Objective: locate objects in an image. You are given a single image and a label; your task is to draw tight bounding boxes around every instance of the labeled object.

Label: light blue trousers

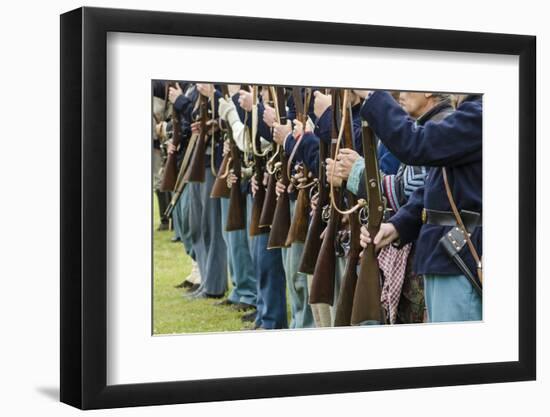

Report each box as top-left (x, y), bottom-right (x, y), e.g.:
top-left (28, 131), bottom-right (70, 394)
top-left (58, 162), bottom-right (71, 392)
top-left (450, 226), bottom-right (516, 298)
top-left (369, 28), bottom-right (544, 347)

top-left (254, 232), bottom-right (288, 329)
top-left (172, 194), bottom-right (183, 241)
top-left (220, 197), bottom-right (257, 306)
top-left (281, 201), bottom-right (315, 329)
top-left (424, 274), bottom-right (482, 322)
top-left (188, 169), bottom-right (228, 296)
top-left (249, 198), bottom-right (287, 329)
top-left (175, 186), bottom-right (195, 259)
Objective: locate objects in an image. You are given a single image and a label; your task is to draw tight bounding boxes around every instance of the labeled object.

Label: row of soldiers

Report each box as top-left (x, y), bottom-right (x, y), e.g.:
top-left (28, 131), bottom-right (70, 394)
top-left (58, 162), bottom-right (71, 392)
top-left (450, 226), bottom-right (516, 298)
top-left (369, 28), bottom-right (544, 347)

top-left (152, 81), bottom-right (483, 329)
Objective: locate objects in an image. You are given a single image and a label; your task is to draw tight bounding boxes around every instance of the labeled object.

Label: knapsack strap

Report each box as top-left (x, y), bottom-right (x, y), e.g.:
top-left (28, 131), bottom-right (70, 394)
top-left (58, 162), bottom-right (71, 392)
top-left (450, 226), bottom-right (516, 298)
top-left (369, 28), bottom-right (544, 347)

top-left (442, 167), bottom-right (483, 285)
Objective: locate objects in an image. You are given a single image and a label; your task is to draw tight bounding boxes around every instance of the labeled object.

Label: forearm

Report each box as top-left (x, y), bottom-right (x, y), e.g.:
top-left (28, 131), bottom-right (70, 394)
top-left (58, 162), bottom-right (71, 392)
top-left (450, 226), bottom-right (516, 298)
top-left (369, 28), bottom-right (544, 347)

top-left (286, 132), bottom-right (320, 177)
top-left (361, 91), bottom-right (482, 166)
top-left (255, 102), bottom-right (274, 141)
top-left (314, 108), bottom-right (332, 145)
top-left (387, 185), bottom-right (424, 245)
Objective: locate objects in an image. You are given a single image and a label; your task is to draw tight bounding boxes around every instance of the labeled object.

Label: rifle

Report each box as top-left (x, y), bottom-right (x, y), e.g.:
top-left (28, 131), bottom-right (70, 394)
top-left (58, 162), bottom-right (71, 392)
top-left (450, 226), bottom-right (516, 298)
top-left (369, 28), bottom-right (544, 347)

top-left (285, 88), bottom-right (312, 246)
top-left (210, 92), bottom-right (232, 202)
top-left (258, 87), bottom-right (282, 228)
top-left (210, 152), bottom-right (232, 198)
top-left (334, 94), bottom-right (366, 326)
top-left (160, 81), bottom-right (182, 191)
top-left (163, 141), bottom-right (192, 219)
top-left (298, 91), bottom-right (331, 274)
top-left (163, 130), bottom-right (200, 218)
top-left (267, 86), bottom-right (292, 249)
top-left (350, 122), bottom-right (385, 325)
top-left (249, 86), bottom-right (271, 236)
top-left (183, 92), bottom-right (208, 183)
top-left (309, 89), bottom-right (344, 305)
top-left (221, 85), bottom-right (247, 231)
top-left (211, 85), bottom-right (240, 199)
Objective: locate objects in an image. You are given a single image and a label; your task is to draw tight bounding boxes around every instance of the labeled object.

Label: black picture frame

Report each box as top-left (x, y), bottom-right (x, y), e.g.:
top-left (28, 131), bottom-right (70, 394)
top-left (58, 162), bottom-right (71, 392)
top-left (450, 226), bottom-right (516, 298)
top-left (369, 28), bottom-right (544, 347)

top-left (60, 6), bottom-right (536, 410)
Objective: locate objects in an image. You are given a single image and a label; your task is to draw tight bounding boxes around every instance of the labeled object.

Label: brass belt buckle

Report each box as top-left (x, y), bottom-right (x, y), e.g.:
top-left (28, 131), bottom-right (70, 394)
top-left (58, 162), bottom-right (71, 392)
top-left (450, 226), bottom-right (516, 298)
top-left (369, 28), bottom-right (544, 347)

top-left (422, 208), bottom-right (427, 224)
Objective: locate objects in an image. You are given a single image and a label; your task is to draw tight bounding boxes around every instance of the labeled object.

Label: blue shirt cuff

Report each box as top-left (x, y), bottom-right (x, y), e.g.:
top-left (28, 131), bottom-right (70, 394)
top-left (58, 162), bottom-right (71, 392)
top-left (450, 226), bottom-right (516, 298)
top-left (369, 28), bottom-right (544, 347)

top-left (346, 159), bottom-right (365, 195)
top-left (173, 94), bottom-right (190, 113)
top-left (284, 134), bottom-right (297, 156)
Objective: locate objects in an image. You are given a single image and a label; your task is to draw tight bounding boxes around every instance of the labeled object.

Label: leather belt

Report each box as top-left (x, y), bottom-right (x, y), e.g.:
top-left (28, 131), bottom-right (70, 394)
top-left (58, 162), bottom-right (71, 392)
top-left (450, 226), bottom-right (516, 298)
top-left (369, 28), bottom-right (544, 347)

top-left (423, 208), bottom-right (482, 232)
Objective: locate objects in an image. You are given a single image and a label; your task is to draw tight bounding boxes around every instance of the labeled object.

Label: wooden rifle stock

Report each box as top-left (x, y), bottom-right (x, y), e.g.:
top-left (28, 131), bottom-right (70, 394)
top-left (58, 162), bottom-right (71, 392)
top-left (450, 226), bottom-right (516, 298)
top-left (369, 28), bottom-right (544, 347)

top-left (333, 212), bottom-right (361, 325)
top-left (285, 180), bottom-right (309, 245)
top-left (163, 132), bottom-right (200, 218)
top-left (225, 139), bottom-right (246, 231)
top-left (286, 88), bottom-right (310, 245)
top-left (163, 172), bottom-right (188, 219)
top-left (267, 87), bottom-right (291, 249)
top-left (267, 155), bottom-right (291, 248)
top-left (250, 179), bottom-right (267, 236)
top-left (183, 94), bottom-right (208, 183)
top-left (250, 126), bottom-right (269, 236)
top-left (160, 82), bottom-right (182, 191)
top-left (216, 85), bottom-right (246, 231)
top-left (211, 86), bottom-right (233, 199)
top-left (309, 152), bottom-right (344, 305)
top-left (350, 123), bottom-right (385, 325)
top-left (259, 174), bottom-right (277, 226)
top-left (298, 204), bottom-right (322, 274)
top-left (258, 87), bottom-right (279, 228)
top-left (309, 205), bottom-right (340, 304)
top-left (334, 100), bottom-right (362, 326)
top-left (210, 152), bottom-right (231, 198)
top-left (298, 140), bottom-right (328, 274)
top-left (309, 89), bottom-right (342, 305)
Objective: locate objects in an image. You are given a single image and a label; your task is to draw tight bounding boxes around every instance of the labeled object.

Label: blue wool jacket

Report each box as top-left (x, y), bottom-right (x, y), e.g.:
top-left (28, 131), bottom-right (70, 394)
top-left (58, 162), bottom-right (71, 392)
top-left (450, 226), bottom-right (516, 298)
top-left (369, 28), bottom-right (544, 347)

top-left (361, 91), bottom-right (482, 276)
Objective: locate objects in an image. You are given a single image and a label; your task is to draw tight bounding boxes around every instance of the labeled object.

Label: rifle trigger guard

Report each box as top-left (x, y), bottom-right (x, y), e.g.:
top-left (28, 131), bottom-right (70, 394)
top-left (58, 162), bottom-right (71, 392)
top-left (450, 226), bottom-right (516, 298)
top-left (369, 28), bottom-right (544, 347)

top-left (359, 206), bottom-right (369, 225)
top-left (339, 230), bottom-right (351, 257)
top-left (309, 183), bottom-right (319, 201)
top-left (219, 157), bottom-right (232, 179)
top-left (322, 205), bottom-right (331, 223)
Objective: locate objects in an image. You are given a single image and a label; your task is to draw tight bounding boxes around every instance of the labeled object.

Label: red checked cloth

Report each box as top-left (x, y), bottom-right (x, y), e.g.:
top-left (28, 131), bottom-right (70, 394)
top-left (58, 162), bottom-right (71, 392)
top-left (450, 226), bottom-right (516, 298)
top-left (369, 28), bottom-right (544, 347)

top-left (378, 243), bottom-right (412, 324)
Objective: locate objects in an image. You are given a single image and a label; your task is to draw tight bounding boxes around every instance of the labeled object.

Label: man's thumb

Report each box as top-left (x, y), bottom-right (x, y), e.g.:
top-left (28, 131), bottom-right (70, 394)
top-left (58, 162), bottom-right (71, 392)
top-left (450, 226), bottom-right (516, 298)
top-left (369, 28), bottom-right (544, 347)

top-left (373, 229), bottom-right (385, 246)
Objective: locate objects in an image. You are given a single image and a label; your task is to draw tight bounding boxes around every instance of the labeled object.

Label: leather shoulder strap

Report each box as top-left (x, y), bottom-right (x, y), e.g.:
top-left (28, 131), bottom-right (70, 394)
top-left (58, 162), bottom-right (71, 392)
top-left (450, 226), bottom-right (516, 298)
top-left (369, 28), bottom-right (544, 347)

top-left (442, 167), bottom-right (483, 284)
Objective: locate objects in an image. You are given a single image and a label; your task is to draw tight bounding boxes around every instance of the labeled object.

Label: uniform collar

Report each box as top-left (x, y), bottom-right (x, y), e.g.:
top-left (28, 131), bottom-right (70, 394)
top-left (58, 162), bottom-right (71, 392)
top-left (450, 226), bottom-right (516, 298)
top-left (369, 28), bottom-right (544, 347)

top-left (417, 99), bottom-right (453, 125)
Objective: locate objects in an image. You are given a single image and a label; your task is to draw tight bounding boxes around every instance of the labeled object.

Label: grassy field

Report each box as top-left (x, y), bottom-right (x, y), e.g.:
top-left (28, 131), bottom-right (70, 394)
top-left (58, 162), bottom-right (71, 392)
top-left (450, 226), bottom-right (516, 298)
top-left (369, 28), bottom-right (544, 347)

top-left (153, 195), bottom-right (251, 335)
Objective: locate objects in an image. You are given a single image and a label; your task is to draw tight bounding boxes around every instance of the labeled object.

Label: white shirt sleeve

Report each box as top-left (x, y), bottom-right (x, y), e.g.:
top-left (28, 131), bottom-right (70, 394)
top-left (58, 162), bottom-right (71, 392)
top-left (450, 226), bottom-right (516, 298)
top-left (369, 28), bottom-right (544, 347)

top-left (219, 97), bottom-right (271, 153)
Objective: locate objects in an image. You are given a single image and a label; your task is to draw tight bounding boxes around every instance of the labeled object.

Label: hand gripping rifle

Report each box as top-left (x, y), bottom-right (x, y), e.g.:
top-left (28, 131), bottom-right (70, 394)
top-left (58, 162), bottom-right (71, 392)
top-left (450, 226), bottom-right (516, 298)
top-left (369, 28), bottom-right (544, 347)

top-left (249, 85), bottom-right (271, 236)
top-left (309, 89), bottom-right (344, 305)
top-left (350, 121), bottom-right (385, 325)
top-left (333, 93), bottom-right (367, 326)
top-left (210, 87), bottom-right (232, 198)
top-left (285, 88), bottom-right (313, 246)
top-left (267, 87), bottom-right (292, 249)
top-left (160, 81), bottom-right (183, 191)
top-left (183, 93), bottom-right (208, 183)
top-left (223, 84), bottom-right (247, 231)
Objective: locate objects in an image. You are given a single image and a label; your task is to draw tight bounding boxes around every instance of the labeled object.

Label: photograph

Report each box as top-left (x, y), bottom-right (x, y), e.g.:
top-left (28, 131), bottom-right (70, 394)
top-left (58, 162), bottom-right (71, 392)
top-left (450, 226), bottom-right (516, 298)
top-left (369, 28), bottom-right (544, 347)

top-left (56, 5), bottom-right (537, 410)
top-left (151, 82), bottom-right (483, 335)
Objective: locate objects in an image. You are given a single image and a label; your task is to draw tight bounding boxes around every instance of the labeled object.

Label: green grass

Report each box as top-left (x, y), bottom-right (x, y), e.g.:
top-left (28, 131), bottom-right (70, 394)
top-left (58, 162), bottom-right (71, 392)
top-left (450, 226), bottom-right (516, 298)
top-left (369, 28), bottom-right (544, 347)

top-left (152, 195), bottom-right (251, 335)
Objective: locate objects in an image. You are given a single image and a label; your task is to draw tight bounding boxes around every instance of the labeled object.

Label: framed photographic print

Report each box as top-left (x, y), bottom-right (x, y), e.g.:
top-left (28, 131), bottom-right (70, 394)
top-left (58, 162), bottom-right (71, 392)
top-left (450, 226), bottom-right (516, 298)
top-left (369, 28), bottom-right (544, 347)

top-left (60, 6), bottom-right (536, 410)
